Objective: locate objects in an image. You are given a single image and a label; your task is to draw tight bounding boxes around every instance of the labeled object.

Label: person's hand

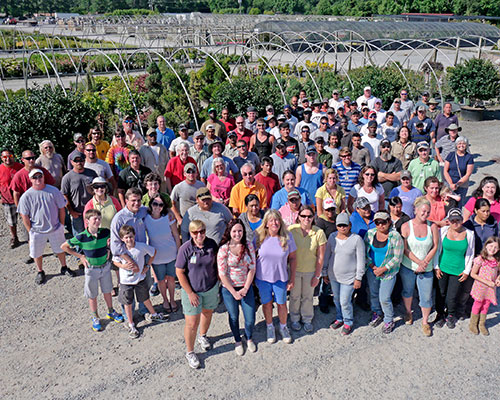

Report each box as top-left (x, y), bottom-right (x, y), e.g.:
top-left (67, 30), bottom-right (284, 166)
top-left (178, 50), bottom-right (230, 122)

top-left (188, 292), bottom-right (200, 307)
top-left (495, 277), bottom-right (500, 287)
top-left (374, 266), bottom-right (387, 278)
top-left (435, 268), bottom-right (443, 279)
top-left (416, 261), bottom-right (428, 274)
top-left (176, 216), bottom-right (182, 226)
top-left (311, 276), bottom-right (320, 288)
top-left (487, 280), bottom-right (496, 288)
top-left (79, 255), bottom-right (90, 268)
top-left (127, 261), bottom-right (139, 273)
top-left (322, 275), bottom-right (330, 285)
top-left (237, 287), bottom-right (248, 298)
top-left (287, 280), bottom-right (295, 291)
top-left (69, 210), bottom-right (81, 219)
top-left (458, 272), bottom-right (469, 282)
top-left (450, 183), bottom-right (457, 191)
top-left (353, 279), bottom-right (361, 290)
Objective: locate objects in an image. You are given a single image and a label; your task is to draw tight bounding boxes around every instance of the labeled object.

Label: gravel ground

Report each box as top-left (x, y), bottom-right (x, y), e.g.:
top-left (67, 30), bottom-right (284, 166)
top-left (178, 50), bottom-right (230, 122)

top-left (1, 119), bottom-right (500, 399)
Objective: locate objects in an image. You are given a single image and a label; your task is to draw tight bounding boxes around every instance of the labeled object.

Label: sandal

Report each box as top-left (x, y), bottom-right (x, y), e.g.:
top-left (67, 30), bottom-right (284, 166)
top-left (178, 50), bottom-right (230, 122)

top-left (171, 302), bottom-right (179, 313)
top-left (162, 303), bottom-right (172, 313)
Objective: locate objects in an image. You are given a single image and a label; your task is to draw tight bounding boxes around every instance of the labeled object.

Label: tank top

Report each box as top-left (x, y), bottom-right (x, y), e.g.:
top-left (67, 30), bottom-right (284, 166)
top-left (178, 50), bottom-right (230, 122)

top-left (402, 220), bottom-right (434, 272)
top-left (439, 236), bottom-right (468, 276)
top-left (370, 236), bottom-right (389, 267)
top-left (254, 134), bottom-right (273, 160)
top-left (299, 163), bottom-right (323, 206)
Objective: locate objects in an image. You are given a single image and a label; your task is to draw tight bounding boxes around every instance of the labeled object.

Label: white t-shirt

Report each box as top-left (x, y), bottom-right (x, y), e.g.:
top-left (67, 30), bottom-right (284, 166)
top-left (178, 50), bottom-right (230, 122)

top-left (145, 214), bottom-right (178, 264)
top-left (84, 159), bottom-right (113, 180)
top-left (379, 121), bottom-right (401, 142)
top-left (311, 111), bottom-right (327, 126)
top-left (375, 110), bottom-right (386, 125)
top-left (328, 98), bottom-right (344, 110)
top-left (350, 184), bottom-right (385, 212)
top-left (361, 134), bottom-right (383, 159)
top-left (113, 242), bottom-right (155, 285)
top-left (169, 137), bottom-right (194, 153)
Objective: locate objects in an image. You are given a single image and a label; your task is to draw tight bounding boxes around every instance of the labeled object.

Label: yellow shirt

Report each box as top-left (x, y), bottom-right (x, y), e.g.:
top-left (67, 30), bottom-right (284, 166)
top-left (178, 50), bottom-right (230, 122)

top-left (288, 224), bottom-right (327, 273)
top-left (229, 180), bottom-right (267, 214)
top-left (315, 184), bottom-right (345, 210)
top-left (87, 140), bottom-right (110, 161)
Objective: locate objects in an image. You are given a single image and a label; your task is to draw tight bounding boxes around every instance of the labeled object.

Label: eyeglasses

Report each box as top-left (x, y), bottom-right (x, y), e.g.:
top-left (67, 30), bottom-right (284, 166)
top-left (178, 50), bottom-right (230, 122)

top-left (93, 184), bottom-right (107, 190)
top-left (85, 148), bottom-right (96, 152)
top-left (24, 156), bottom-right (36, 161)
top-left (194, 137), bottom-right (204, 141)
top-left (369, 115), bottom-right (376, 118)
top-left (375, 220), bottom-right (388, 225)
top-left (401, 92), bottom-right (408, 95)
top-left (364, 173), bottom-right (375, 177)
top-left (152, 201), bottom-right (164, 207)
top-left (289, 197), bottom-right (300, 202)
top-left (242, 172), bottom-right (254, 176)
top-left (191, 229), bottom-right (206, 235)
top-left (301, 130), bottom-right (310, 133)
top-left (237, 145), bottom-right (247, 149)
top-left (44, 146), bottom-right (53, 150)
top-left (340, 154), bottom-right (351, 158)
top-left (73, 159), bottom-right (84, 163)
top-left (320, 122), bottom-right (328, 125)
top-left (299, 214), bottom-right (314, 219)
top-left (418, 148), bottom-right (429, 152)
top-left (257, 124), bottom-right (265, 127)
top-left (186, 169), bottom-right (196, 174)
top-left (236, 122), bottom-right (244, 124)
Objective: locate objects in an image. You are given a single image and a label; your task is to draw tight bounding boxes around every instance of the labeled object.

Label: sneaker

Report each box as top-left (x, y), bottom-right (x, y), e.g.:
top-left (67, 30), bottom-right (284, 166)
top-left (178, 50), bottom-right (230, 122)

top-left (433, 314), bottom-right (446, 328)
top-left (145, 312), bottom-right (168, 323)
top-left (60, 266), bottom-right (76, 277)
top-left (303, 322), bottom-right (314, 333)
top-left (383, 321), bottom-right (395, 334)
top-left (369, 312), bottom-right (384, 328)
top-left (106, 310), bottom-right (124, 323)
top-left (149, 282), bottom-right (160, 297)
top-left (128, 326), bottom-right (140, 339)
top-left (235, 343), bottom-right (245, 356)
top-left (266, 324), bottom-right (276, 343)
top-left (341, 324), bottom-right (352, 336)
top-left (279, 326), bottom-right (292, 344)
top-left (247, 339), bottom-right (257, 353)
top-left (330, 320), bottom-right (344, 330)
top-left (91, 317), bottom-right (102, 332)
top-left (26, 257), bottom-right (34, 265)
top-left (290, 321), bottom-right (302, 331)
top-left (185, 352), bottom-right (200, 369)
top-left (404, 311), bottom-right (413, 325)
top-left (10, 237), bottom-right (20, 249)
top-left (198, 335), bottom-right (211, 351)
top-left (446, 315), bottom-right (457, 329)
top-left (35, 271), bottom-right (46, 285)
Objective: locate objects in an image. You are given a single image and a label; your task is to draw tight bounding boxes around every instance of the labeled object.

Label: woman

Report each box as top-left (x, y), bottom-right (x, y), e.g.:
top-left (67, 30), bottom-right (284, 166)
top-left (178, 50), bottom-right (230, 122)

top-left (388, 197), bottom-right (410, 234)
top-left (83, 177), bottom-right (122, 229)
top-left (323, 212), bottom-right (365, 335)
top-left (239, 194), bottom-right (264, 243)
top-left (207, 157), bottom-right (235, 207)
top-left (288, 205), bottom-right (327, 333)
top-left (250, 118), bottom-right (275, 160)
top-left (434, 208), bottom-right (475, 329)
top-left (391, 126), bottom-right (416, 169)
top-left (279, 189), bottom-right (303, 227)
top-left (347, 166), bottom-right (385, 213)
top-left (176, 220), bottom-right (219, 369)
top-left (255, 209), bottom-right (297, 344)
top-left (145, 193), bottom-right (181, 313)
top-left (424, 176), bottom-right (457, 228)
top-left (315, 168), bottom-right (346, 216)
top-left (400, 197), bottom-right (439, 336)
top-left (389, 170), bottom-right (422, 218)
top-left (364, 210), bottom-right (404, 334)
top-left (443, 136), bottom-right (474, 207)
top-left (217, 219), bottom-right (257, 355)
top-left (88, 127), bottom-right (110, 161)
top-left (463, 198), bottom-right (499, 256)
top-left (463, 176), bottom-right (500, 223)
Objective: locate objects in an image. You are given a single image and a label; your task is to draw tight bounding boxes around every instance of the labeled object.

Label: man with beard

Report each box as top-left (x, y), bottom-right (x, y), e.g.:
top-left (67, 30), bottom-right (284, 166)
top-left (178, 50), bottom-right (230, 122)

top-left (0, 149), bottom-right (23, 248)
top-left (371, 139), bottom-right (403, 197)
top-left (36, 140), bottom-right (65, 188)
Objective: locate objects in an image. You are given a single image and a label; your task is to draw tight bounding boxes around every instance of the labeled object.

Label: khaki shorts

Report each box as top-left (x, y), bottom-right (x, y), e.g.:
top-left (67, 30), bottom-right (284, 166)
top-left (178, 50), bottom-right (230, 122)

top-left (29, 225), bottom-right (65, 259)
top-left (181, 283), bottom-right (219, 316)
top-left (84, 262), bottom-right (113, 299)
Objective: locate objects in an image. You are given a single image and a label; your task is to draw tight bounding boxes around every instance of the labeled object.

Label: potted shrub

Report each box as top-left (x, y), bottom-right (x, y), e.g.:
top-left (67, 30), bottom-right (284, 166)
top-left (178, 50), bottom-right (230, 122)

top-left (447, 58), bottom-right (500, 121)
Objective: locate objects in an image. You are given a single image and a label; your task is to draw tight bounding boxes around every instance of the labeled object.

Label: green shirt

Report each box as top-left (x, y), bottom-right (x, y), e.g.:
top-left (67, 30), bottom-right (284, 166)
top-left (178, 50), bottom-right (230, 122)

top-left (68, 228), bottom-right (110, 266)
top-left (407, 157), bottom-right (442, 192)
top-left (439, 236), bottom-right (467, 276)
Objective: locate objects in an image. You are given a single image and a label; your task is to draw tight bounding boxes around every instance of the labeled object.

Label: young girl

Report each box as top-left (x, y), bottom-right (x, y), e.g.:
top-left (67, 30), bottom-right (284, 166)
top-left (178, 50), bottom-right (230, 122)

top-left (469, 236), bottom-right (500, 336)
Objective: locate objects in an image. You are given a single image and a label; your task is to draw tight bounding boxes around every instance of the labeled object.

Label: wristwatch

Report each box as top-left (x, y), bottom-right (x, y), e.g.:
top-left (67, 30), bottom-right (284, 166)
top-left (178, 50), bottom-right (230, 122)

top-left (315, 275), bottom-right (322, 280)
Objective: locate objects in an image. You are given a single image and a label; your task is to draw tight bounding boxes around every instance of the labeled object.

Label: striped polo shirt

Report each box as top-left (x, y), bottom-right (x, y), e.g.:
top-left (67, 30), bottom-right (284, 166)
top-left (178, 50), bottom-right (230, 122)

top-left (68, 228), bottom-right (110, 266)
top-left (334, 160), bottom-right (361, 195)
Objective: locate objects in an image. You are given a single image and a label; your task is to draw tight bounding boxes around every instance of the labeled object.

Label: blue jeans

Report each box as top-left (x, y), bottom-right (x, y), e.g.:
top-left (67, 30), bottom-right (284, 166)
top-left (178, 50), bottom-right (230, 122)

top-left (221, 285), bottom-right (256, 342)
top-left (366, 268), bottom-right (397, 323)
top-left (399, 265), bottom-right (434, 308)
top-left (331, 280), bottom-right (355, 327)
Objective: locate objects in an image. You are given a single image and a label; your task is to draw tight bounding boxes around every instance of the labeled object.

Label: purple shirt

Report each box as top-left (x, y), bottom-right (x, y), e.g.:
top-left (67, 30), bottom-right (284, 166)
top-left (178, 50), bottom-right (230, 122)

top-left (256, 233), bottom-right (297, 283)
top-left (434, 113), bottom-right (459, 141)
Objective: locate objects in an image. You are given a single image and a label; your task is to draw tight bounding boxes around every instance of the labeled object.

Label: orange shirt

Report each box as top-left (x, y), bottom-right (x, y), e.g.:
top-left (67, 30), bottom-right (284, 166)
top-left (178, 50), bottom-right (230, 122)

top-left (229, 180), bottom-right (267, 214)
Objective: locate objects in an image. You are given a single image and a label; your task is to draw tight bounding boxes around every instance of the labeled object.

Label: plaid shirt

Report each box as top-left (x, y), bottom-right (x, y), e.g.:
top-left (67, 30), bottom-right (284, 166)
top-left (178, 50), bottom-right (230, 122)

top-left (364, 228), bottom-right (404, 281)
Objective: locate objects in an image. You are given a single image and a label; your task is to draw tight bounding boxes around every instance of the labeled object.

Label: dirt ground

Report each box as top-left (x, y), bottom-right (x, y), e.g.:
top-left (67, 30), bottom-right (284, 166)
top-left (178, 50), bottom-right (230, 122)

top-left (1, 119), bottom-right (500, 399)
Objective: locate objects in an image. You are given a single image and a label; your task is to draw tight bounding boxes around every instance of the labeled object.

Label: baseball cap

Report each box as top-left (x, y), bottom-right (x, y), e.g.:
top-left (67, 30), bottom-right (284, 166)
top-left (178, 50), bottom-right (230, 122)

top-left (247, 106), bottom-right (257, 112)
top-left (275, 138), bottom-right (286, 148)
top-left (354, 196), bottom-right (370, 209)
top-left (277, 114), bottom-right (286, 121)
top-left (193, 130), bottom-right (204, 138)
top-left (368, 120), bottom-right (377, 128)
top-left (196, 187), bottom-right (212, 200)
top-left (422, 91), bottom-right (430, 96)
top-left (314, 137), bottom-right (325, 144)
top-left (362, 106), bottom-right (369, 111)
top-left (380, 139), bottom-right (391, 148)
top-left (178, 123), bottom-right (188, 130)
top-left (227, 130), bottom-right (237, 138)
top-left (266, 105), bottom-right (274, 111)
top-left (184, 163), bottom-right (197, 173)
top-left (373, 210), bottom-right (391, 222)
top-left (303, 108), bottom-right (312, 114)
top-left (336, 212), bottom-right (350, 225)
top-left (368, 110), bottom-right (377, 117)
top-left (400, 170), bottom-right (412, 180)
top-left (70, 152), bottom-right (85, 161)
top-left (302, 98), bottom-right (309, 103)
top-left (208, 107), bottom-right (216, 113)
top-left (332, 89), bottom-right (340, 94)
top-left (364, 86), bottom-right (371, 91)
top-left (146, 127), bottom-right (156, 136)
top-left (28, 169), bottom-right (43, 178)
top-left (447, 208), bottom-right (463, 220)
top-left (206, 124), bottom-right (215, 130)
top-left (306, 145), bottom-right (317, 154)
top-left (287, 189), bottom-right (301, 199)
top-left (73, 133), bottom-right (84, 141)
top-left (283, 105), bottom-right (292, 110)
top-left (327, 107), bottom-right (335, 113)
top-left (375, 98), bottom-right (382, 104)
top-left (393, 98), bottom-right (401, 103)
top-left (416, 141), bottom-right (430, 150)
top-left (417, 105), bottom-right (426, 112)
top-left (344, 96), bottom-right (351, 101)
top-left (323, 198), bottom-right (336, 211)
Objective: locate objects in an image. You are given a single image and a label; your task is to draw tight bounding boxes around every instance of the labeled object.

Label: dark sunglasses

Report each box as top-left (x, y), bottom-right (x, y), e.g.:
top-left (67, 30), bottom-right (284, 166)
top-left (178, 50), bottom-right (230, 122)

top-left (93, 184), bottom-right (107, 190)
top-left (31, 174), bottom-right (43, 179)
top-left (364, 173), bottom-right (375, 177)
top-left (24, 156), bottom-right (36, 161)
top-left (375, 220), bottom-right (389, 225)
top-left (152, 201), bottom-right (164, 207)
top-left (191, 229), bottom-right (206, 235)
top-left (186, 169), bottom-right (196, 174)
top-left (289, 197), bottom-right (300, 202)
top-left (85, 148), bottom-right (96, 152)
top-left (75, 140), bottom-right (85, 143)
top-left (73, 159), bottom-right (84, 163)
top-left (237, 145), bottom-right (247, 149)
top-left (299, 214), bottom-right (314, 219)
top-left (337, 224), bottom-right (348, 228)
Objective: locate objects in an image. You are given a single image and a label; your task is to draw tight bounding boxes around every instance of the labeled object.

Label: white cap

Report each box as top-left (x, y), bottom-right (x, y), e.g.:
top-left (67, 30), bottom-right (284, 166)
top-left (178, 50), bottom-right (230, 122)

top-left (364, 86), bottom-right (371, 91)
top-left (28, 169), bottom-right (43, 178)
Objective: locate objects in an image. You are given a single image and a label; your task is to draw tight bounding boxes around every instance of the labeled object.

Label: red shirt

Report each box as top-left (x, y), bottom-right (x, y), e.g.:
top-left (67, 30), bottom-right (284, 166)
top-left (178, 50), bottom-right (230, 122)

top-left (0, 162), bottom-right (23, 204)
top-left (221, 118), bottom-right (236, 133)
top-left (255, 171), bottom-right (281, 207)
top-left (164, 156), bottom-right (198, 187)
top-left (10, 167), bottom-right (55, 196)
top-left (228, 128), bottom-right (253, 146)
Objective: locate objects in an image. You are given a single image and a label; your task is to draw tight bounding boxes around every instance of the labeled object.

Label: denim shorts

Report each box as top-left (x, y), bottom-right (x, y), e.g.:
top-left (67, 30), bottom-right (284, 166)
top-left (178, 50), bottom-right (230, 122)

top-left (181, 283), bottom-right (219, 316)
top-left (152, 260), bottom-right (176, 281)
top-left (255, 278), bottom-right (288, 305)
top-left (399, 265), bottom-right (434, 308)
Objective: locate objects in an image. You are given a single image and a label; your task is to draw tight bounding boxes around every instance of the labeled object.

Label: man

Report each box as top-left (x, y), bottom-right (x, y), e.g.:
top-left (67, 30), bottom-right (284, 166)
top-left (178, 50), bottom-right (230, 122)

top-left (222, 131), bottom-right (239, 159)
top-left (426, 98), bottom-right (441, 120)
top-left (407, 141), bottom-right (442, 192)
top-left (189, 131), bottom-right (210, 171)
top-left (371, 139), bottom-right (403, 197)
top-left (333, 147), bottom-right (362, 195)
top-left (106, 128), bottom-right (135, 177)
top-left (347, 111), bottom-right (362, 134)
top-left (84, 143), bottom-right (116, 191)
top-left (297, 125), bottom-right (315, 165)
top-left (244, 106), bottom-right (258, 133)
top-left (264, 105), bottom-right (275, 121)
top-left (360, 111), bottom-right (377, 135)
top-left (229, 163), bottom-right (267, 215)
top-left (349, 196), bottom-right (375, 239)
top-left (139, 127), bottom-right (169, 191)
top-left (410, 121), bottom-right (431, 144)
top-left (36, 140), bottom-right (65, 188)
top-left (325, 133), bottom-right (340, 164)
top-left (351, 133), bottom-right (371, 168)
top-left (170, 163), bottom-right (205, 225)
top-left (0, 149), bottom-right (23, 248)
top-left (117, 150), bottom-right (152, 207)
top-left (61, 152), bottom-right (97, 235)
top-left (67, 133), bottom-right (87, 170)
top-left (294, 108), bottom-right (317, 138)
top-left (11, 149), bottom-right (55, 207)
top-left (407, 106), bottom-right (435, 142)
top-left (200, 140), bottom-right (239, 184)
top-left (343, 97), bottom-right (353, 119)
top-left (204, 124), bottom-right (219, 146)
top-left (310, 100), bottom-right (325, 127)
top-left (169, 124), bottom-right (194, 158)
top-left (229, 116), bottom-right (253, 146)
top-left (233, 140), bottom-right (260, 171)
top-left (296, 145), bottom-right (324, 204)
top-left (414, 91), bottom-right (431, 112)
top-left (434, 102), bottom-right (459, 142)
top-left (165, 143), bottom-right (198, 191)
top-left (271, 114), bottom-right (286, 139)
top-left (255, 156), bottom-right (281, 208)
top-left (111, 116), bottom-right (145, 150)
top-left (290, 95), bottom-right (304, 120)
top-left (275, 122), bottom-right (299, 158)
top-left (328, 108), bottom-right (340, 129)
top-left (314, 138), bottom-right (333, 168)
top-left (155, 115), bottom-right (176, 151)
top-left (181, 187), bottom-right (232, 243)
top-left (220, 107), bottom-right (236, 133)
top-left (399, 89), bottom-right (415, 117)
top-left (361, 121), bottom-right (383, 160)
top-left (298, 90), bottom-right (308, 106)
top-left (328, 89), bottom-right (344, 110)
top-left (270, 170), bottom-right (312, 209)
top-left (373, 99), bottom-right (386, 125)
top-left (201, 108), bottom-right (227, 141)
top-left (283, 104), bottom-right (299, 134)
top-left (310, 116), bottom-right (330, 142)
top-left (356, 86), bottom-right (376, 109)
top-left (270, 139), bottom-right (298, 185)
top-left (359, 106), bottom-right (370, 125)
top-left (338, 117), bottom-right (354, 148)
top-left (389, 98), bottom-right (410, 125)
top-left (379, 111), bottom-right (400, 142)
top-left (435, 123), bottom-right (463, 164)
top-left (18, 169), bottom-right (75, 284)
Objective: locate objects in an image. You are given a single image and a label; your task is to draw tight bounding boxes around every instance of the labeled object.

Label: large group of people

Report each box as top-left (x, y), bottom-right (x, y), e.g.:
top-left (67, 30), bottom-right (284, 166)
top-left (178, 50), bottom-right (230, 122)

top-left (2, 88), bottom-right (500, 370)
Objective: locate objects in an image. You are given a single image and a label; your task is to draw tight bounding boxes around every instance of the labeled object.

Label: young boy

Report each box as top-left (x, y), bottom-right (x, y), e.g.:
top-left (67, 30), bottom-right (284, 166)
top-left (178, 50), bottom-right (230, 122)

top-left (61, 209), bottom-right (124, 332)
top-left (113, 225), bottom-right (168, 339)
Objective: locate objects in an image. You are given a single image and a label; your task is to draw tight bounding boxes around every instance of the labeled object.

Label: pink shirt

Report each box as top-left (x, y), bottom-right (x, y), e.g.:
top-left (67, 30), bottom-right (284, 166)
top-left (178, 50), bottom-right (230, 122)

top-left (208, 174), bottom-right (235, 202)
top-left (217, 242), bottom-right (256, 287)
top-left (465, 197), bottom-right (500, 222)
top-left (279, 202), bottom-right (299, 226)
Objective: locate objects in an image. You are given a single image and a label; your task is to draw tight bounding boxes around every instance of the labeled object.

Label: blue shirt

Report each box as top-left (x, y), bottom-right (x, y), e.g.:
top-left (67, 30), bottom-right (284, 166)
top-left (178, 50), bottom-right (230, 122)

top-left (298, 163), bottom-right (323, 206)
top-left (389, 186), bottom-right (423, 219)
top-left (271, 187), bottom-right (313, 210)
top-left (407, 117), bottom-right (435, 136)
top-left (347, 120), bottom-right (362, 133)
top-left (200, 155), bottom-right (239, 179)
top-left (445, 151), bottom-right (474, 184)
top-left (334, 160), bottom-right (362, 195)
top-left (156, 127), bottom-right (176, 150)
top-left (350, 210), bottom-right (375, 238)
top-left (110, 206), bottom-right (148, 256)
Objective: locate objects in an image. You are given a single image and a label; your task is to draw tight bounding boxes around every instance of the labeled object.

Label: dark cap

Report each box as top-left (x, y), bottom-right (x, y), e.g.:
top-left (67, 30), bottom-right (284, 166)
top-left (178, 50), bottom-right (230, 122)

top-left (283, 105), bottom-right (292, 110)
top-left (70, 152), bottom-right (85, 161)
top-left (380, 139), bottom-right (391, 148)
top-left (275, 138), bottom-right (286, 148)
top-left (306, 145), bottom-right (318, 154)
top-left (247, 106), bottom-right (257, 112)
top-left (178, 123), bottom-right (188, 131)
top-left (447, 207), bottom-right (463, 220)
top-left (314, 137), bottom-right (325, 144)
top-left (368, 120), bottom-right (378, 128)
